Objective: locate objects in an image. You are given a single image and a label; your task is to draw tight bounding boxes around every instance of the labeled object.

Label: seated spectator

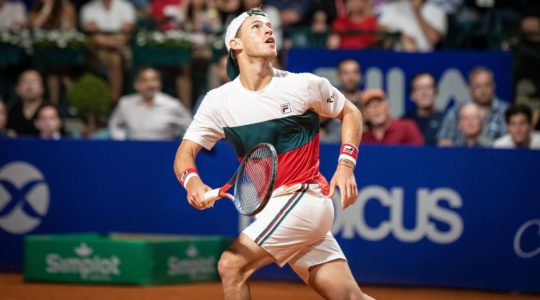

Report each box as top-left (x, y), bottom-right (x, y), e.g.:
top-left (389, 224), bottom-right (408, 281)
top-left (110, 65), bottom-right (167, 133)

top-left (361, 88), bottom-right (424, 145)
top-left (337, 58), bottom-right (363, 106)
top-left (378, 0), bottom-right (447, 51)
top-left (403, 72), bottom-right (444, 145)
top-left (0, 99), bottom-right (15, 138)
top-left (0, 0), bottom-right (27, 29)
top-left (438, 66), bottom-right (508, 146)
top-left (28, 0), bottom-right (76, 29)
top-left (193, 53), bottom-right (230, 113)
top-left (328, 0), bottom-right (378, 49)
top-left (494, 104), bottom-right (540, 149)
top-left (7, 70), bottom-right (48, 137)
top-left (151, 0), bottom-right (185, 31)
top-left (265, 0), bottom-right (310, 28)
top-left (29, 0), bottom-right (77, 106)
top-left (109, 67), bottom-right (192, 140)
top-left (452, 103), bottom-right (491, 147)
top-left (81, 0), bottom-right (136, 102)
top-left (34, 104), bottom-right (64, 140)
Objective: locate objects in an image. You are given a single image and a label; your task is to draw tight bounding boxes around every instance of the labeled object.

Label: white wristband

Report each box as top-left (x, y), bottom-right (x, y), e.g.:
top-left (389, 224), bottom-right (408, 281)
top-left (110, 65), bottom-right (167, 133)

top-left (183, 172), bottom-right (199, 188)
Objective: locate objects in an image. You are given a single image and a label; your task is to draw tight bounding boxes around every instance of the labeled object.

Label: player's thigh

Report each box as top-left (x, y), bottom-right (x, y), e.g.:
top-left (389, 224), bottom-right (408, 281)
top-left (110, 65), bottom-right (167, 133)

top-left (219, 233), bottom-right (274, 276)
top-left (308, 259), bottom-right (365, 299)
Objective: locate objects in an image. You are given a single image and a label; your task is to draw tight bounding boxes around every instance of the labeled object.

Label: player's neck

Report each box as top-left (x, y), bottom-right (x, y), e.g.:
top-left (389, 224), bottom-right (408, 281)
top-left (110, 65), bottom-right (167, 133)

top-left (238, 59), bottom-right (273, 91)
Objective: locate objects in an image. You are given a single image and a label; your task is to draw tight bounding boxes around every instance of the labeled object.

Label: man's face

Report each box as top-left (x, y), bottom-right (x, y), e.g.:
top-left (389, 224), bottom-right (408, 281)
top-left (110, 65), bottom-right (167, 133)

top-left (16, 71), bottom-right (44, 102)
top-left (458, 104), bottom-right (483, 137)
top-left (35, 106), bottom-right (61, 136)
top-left (411, 74), bottom-right (436, 109)
top-left (507, 113), bottom-right (532, 145)
top-left (135, 69), bottom-right (161, 99)
top-left (469, 71), bottom-right (495, 106)
top-left (235, 16), bottom-right (276, 60)
top-left (347, 0), bottom-right (369, 13)
top-left (363, 99), bottom-right (389, 126)
top-left (338, 60), bottom-right (361, 93)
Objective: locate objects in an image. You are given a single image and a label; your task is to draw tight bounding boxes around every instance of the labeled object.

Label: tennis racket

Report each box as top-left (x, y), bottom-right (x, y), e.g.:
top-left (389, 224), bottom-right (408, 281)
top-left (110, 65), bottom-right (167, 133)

top-left (203, 143), bottom-right (278, 216)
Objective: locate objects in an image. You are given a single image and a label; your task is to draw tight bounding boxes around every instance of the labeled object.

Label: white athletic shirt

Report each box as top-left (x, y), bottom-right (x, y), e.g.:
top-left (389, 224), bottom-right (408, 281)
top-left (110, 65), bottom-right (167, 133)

top-left (184, 68), bottom-right (346, 192)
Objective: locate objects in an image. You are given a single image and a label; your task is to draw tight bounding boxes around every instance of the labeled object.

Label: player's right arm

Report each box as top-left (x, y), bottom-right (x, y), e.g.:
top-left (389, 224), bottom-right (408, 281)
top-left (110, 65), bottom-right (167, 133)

top-left (173, 140), bottom-right (212, 210)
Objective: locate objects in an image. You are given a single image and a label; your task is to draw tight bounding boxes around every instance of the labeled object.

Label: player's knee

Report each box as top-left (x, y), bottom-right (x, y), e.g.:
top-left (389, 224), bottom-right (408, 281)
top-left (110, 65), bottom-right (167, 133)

top-left (217, 251), bottom-right (242, 281)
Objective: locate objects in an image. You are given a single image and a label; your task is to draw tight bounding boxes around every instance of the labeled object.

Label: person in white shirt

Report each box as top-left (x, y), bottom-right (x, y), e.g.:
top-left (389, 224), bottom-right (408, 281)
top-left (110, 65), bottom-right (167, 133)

top-left (0, 0), bottom-right (27, 29)
top-left (109, 67), bottom-right (192, 140)
top-left (378, 0), bottom-right (447, 51)
top-left (80, 0), bottom-right (136, 102)
top-left (494, 104), bottom-right (540, 149)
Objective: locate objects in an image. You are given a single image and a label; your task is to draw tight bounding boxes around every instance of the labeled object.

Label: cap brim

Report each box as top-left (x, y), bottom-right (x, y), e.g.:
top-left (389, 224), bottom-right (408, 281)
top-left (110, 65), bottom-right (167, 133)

top-left (226, 50), bottom-right (240, 80)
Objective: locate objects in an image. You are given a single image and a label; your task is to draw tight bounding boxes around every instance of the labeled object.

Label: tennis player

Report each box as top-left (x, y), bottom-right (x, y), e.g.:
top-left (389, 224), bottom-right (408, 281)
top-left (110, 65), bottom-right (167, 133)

top-left (174, 8), bottom-right (373, 300)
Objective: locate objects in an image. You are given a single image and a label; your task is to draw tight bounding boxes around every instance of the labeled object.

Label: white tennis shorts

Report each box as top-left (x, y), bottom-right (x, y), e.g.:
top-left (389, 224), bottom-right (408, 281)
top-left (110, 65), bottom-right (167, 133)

top-left (242, 183), bottom-right (346, 282)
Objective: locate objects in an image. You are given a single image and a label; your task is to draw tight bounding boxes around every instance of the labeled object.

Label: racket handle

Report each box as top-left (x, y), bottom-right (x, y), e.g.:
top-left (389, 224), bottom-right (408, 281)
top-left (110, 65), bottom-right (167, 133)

top-left (203, 188), bottom-right (220, 203)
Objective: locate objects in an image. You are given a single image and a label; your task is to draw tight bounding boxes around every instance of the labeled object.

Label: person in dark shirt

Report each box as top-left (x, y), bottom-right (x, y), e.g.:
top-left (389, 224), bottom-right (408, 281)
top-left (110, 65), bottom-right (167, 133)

top-left (7, 69), bottom-right (48, 137)
top-left (402, 72), bottom-right (444, 145)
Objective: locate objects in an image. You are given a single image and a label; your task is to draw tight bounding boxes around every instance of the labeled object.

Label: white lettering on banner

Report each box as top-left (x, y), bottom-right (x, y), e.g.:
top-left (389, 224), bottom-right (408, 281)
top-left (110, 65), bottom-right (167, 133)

top-left (46, 243), bottom-right (121, 279)
top-left (332, 186), bottom-right (464, 244)
top-left (46, 254), bottom-right (121, 279)
top-left (314, 67), bottom-right (471, 117)
top-left (513, 219), bottom-right (540, 259)
top-left (167, 256), bottom-right (216, 277)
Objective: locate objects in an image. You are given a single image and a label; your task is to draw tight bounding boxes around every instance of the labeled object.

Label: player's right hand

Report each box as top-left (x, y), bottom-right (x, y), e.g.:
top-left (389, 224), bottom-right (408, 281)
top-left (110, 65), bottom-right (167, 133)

top-left (185, 176), bottom-right (213, 210)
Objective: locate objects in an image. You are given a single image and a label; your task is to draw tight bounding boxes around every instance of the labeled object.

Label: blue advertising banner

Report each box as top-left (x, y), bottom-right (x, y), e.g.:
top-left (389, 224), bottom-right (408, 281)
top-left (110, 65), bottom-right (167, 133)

top-left (0, 139), bottom-right (538, 293)
top-left (287, 49), bottom-right (512, 117)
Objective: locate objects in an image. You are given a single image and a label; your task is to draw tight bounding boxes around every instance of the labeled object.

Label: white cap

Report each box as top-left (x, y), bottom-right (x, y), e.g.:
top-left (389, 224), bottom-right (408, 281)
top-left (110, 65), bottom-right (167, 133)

top-left (224, 12), bottom-right (250, 51)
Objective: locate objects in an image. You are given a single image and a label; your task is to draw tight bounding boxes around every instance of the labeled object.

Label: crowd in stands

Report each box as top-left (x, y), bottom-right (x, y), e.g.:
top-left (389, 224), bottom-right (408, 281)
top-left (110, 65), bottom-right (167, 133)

top-left (0, 0), bottom-right (539, 150)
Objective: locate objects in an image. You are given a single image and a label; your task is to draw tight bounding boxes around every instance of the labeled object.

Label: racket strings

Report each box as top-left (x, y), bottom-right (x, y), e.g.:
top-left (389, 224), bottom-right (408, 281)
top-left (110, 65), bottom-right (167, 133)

top-left (234, 147), bottom-right (274, 215)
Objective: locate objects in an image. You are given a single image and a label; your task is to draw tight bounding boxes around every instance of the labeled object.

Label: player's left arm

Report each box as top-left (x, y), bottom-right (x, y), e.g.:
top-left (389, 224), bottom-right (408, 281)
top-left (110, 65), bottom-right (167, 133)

top-left (329, 99), bottom-right (363, 209)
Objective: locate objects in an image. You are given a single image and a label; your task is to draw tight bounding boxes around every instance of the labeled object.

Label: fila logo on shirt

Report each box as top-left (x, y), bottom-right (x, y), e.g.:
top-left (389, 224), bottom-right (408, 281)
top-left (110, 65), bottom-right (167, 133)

top-left (280, 102), bottom-right (291, 114)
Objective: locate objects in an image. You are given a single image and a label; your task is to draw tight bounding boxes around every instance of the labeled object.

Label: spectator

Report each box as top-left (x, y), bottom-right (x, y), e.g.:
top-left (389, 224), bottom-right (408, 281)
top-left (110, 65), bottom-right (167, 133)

top-left (109, 67), bottom-right (192, 140)
top-left (403, 72), bottom-right (444, 145)
top-left (7, 70), bottom-right (48, 136)
top-left (328, 0), bottom-right (378, 49)
top-left (452, 103), bottom-right (490, 147)
top-left (265, 0), bottom-right (310, 27)
top-left (34, 104), bottom-right (64, 139)
top-left (438, 67), bottom-right (508, 146)
top-left (193, 53), bottom-right (230, 112)
top-left (378, 0), bottom-right (447, 51)
top-left (80, 0), bottom-right (136, 102)
top-left (0, 0), bottom-right (27, 29)
top-left (361, 88), bottom-right (424, 145)
top-left (151, 0), bottom-right (185, 31)
top-left (29, 0), bottom-right (77, 106)
top-left (320, 57), bottom-right (364, 143)
top-left (337, 58), bottom-right (363, 106)
top-left (494, 104), bottom-right (540, 149)
top-left (28, 0), bottom-right (76, 29)
top-left (0, 99), bottom-right (14, 138)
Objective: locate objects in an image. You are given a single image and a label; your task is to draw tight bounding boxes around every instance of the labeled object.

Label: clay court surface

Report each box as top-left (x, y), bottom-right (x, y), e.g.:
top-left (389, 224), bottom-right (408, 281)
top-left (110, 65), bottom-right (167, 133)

top-left (2, 273), bottom-right (539, 300)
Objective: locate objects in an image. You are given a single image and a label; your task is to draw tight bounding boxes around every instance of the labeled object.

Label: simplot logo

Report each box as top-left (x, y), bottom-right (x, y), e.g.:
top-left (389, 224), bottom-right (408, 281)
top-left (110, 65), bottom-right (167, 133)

top-left (46, 243), bottom-right (122, 280)
top-left (167, 244), bottom-right (216, 278)
top-left (0, 161), bottom-right (49, 234)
